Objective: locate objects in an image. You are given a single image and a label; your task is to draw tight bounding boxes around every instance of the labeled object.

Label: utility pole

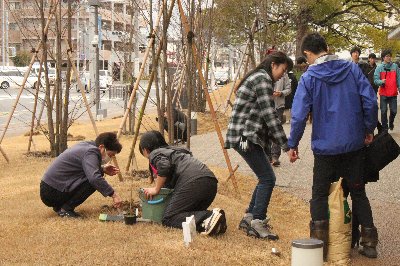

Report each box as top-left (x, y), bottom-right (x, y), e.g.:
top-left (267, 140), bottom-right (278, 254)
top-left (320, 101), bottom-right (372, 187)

top-left (89, 0), bottom-right (100, 116)
top-left (77, 6), bottom-right (80, 73)
top-left (2, 0), bottom-right (5, 66)
top-left (5, 7), bottom-right (8, 66)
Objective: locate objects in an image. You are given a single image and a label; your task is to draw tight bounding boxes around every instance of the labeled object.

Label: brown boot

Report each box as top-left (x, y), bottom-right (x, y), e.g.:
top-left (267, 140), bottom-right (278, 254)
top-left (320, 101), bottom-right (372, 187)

top-left (310, 220), bottom-right (329, 261)
top-left (359, 226), bottom-right (378, 258)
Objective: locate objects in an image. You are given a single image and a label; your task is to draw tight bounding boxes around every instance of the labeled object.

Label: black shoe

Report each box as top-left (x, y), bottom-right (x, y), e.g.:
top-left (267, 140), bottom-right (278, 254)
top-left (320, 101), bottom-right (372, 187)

top-left (389, 124), bottom-right (394, 131)
top-left (58, 210), bottom-right (82, 218)
top-left (272, 159), bottom-right (281, 167)
top-left (53, 207), bottom-right (61, 213)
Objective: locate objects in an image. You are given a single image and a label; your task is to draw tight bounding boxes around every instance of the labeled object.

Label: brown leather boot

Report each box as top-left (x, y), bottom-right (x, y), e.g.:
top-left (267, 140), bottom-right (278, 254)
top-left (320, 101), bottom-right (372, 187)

top-left (359, 226), bottom-right (378, 258)
top-left (310, 220), bottom-right (329, 261)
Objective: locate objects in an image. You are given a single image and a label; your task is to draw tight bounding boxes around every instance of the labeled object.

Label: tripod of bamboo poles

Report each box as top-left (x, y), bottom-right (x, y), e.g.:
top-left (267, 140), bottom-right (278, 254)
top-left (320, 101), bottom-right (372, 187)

top-left (223, 19), bottom-right (258, 114)
top-left (124, 0), bottom-right (176, 173)
top-left (0, 4), bottom-right (56, 163)
top-left (177, 0), bottom-right (239, 195)
top-left (107, 0), bottom-right (165, 180)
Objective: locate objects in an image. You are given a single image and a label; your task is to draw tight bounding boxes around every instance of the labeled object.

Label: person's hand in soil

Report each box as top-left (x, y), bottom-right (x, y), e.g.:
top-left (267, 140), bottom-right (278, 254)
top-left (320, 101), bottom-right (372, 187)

top-left (103, 165), bottom-right (120, 176)
top-left (112, 192), bottom-right (122, 208)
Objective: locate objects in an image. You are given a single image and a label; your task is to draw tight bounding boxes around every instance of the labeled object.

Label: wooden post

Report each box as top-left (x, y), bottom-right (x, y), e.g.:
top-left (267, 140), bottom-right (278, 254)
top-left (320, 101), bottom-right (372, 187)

top-left (177, 0), bottom-right (240, 195)
top-left (0, 6), bottom-right (55, 162)
top-left (116, 1), bottom-right (165, 139)
top-left (125, 0), bottom-right (176, 172)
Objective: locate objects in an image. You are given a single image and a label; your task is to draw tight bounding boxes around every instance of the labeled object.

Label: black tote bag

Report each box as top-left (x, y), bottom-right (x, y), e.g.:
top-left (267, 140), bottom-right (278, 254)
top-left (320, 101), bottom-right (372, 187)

top-left (365, 132), bottom-right (400, 173)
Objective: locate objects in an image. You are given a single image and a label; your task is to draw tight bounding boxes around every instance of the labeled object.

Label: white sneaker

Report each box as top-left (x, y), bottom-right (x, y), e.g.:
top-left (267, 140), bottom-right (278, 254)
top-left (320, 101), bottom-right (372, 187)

top-left (201, 208), bottom-right (227, 236)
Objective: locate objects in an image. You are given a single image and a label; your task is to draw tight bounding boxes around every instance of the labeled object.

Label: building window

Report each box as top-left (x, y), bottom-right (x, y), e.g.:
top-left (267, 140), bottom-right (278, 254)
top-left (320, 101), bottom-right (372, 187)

top-left (9, 2), bottom-right (21, 9)
top-left (9, 23), bottom-right (18, 31)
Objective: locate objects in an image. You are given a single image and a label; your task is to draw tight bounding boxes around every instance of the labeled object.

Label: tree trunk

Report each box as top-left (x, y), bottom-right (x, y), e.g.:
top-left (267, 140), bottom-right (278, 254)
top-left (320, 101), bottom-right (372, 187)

top-left (295, 9), bottom-right (311, 58)
top-left (60, 0), bottom-right (72, 153)
top-left (41, 0), bottom-right (55, 155)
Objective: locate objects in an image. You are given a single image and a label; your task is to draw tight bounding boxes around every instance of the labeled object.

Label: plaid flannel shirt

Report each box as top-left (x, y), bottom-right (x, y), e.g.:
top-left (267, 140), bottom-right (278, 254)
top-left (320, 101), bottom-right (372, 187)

top-left (224, 69), bottom-right (289, 151)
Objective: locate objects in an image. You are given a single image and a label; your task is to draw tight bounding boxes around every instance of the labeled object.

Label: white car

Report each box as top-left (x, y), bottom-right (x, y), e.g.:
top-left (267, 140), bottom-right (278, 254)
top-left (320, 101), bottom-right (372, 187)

top-left (214, 71), bottom-right (230, 86)
top-left (0, 67), bottom-right (38, 89)
top-left (99, 70), bottom-right (112, 91)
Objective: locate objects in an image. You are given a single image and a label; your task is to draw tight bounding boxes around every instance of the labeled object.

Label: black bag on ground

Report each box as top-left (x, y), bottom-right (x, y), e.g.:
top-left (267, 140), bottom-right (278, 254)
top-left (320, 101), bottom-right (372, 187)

top-left (365, 132), bottom-right (400, 173)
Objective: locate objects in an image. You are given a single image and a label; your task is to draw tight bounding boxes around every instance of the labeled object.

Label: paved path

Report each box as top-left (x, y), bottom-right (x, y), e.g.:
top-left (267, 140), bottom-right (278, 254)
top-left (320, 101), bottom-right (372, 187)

top-left (190, 120), bottom-right (400, 263)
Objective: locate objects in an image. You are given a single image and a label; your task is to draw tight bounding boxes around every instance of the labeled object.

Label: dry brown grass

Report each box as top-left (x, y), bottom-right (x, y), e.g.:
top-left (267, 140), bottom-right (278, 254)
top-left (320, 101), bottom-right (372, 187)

top-left (0, 98), bottom-right (313, 265)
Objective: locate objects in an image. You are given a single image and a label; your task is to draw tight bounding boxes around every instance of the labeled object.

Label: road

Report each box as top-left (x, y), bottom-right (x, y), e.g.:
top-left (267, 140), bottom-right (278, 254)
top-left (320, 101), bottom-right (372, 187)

top-left (0, 81), bottom-right (158, 137)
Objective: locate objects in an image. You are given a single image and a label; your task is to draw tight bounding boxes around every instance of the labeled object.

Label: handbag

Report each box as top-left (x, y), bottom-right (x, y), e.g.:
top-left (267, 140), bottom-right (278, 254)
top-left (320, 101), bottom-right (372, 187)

top-left (365, 132), bottom-right (400, 172)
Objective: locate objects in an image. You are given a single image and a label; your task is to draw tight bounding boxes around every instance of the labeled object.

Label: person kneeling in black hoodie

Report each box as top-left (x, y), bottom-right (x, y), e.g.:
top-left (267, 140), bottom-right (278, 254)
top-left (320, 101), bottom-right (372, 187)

top-left (139, 130), bottom-right (226, 236)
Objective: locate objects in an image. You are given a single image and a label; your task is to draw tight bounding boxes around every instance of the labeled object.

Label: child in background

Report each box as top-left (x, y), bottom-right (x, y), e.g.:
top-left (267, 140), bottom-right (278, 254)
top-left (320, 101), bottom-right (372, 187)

top-left (139, 130), bottom-right (227, 236)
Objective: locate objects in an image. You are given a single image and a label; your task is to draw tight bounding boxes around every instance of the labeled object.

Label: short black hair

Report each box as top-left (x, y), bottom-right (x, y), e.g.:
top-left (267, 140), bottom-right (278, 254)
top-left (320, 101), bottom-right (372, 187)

top-left (139, 130), bottom-right (168, 155)
top-left (381, 49), bottom-right (392, 59)
top-left (287, 57), bottom-right (294, 71)
top-left (296, 56), bottom-right (307, 65)
top-left (95, 132), bottom-right (122, 153)
top-left (301, 33), bottom-right (328, 56)
top-left (368, 53), bottom-right (377, 59)
top-left (350, 46), bottom-right (361, 55)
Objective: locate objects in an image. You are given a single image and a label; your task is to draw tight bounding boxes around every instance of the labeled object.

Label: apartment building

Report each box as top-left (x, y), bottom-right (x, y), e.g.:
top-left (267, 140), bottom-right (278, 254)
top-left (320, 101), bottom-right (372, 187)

top-left (0, 0), bottom-right (148, 78)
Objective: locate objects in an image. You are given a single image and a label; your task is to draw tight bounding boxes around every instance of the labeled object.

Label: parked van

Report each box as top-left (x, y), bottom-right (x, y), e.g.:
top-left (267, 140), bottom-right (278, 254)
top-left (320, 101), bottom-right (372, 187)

top-left (0, 67), bottom-right (37, 89)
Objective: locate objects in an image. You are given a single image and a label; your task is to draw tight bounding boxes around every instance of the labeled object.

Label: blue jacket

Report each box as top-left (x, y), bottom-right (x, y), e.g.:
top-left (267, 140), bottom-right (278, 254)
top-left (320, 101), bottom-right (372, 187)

top-left (288, 55), bottom-right (378, 155)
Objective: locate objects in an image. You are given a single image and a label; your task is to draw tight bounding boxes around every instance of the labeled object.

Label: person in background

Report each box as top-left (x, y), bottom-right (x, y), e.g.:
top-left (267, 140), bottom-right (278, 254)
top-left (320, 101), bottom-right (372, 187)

top-left (157, 108), bottom-right (188, 143)
top-left (225, 51), bottom-right (291, 240)
top-left (40, 132), bottom-right (123, 218)
top-left (268, 58), bottom-right (293, 167)
top-left (288, 33), bottom-right (378, 260)
top-left (374, 49), bottom-right (400, 132)
top-left (362, 53), bottom-right (382, 133)
top-left (139, 130), bottom-right (227, 236)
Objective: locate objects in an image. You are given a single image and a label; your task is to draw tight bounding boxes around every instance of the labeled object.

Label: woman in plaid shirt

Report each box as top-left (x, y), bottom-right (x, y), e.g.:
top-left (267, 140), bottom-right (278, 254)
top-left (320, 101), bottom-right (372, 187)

top-left (225, 51), bottom-right (291, 240)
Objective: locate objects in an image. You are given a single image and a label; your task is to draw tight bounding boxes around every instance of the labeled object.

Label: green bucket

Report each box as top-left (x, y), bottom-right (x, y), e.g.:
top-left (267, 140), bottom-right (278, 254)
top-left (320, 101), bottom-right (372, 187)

top-left (139, 188), bottom-right (174, 223)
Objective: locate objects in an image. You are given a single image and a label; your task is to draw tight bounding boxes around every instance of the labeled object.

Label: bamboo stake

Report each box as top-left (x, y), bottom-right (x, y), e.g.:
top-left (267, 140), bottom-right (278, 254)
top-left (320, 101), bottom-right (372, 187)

top-left (116, 1), bottom-right (165, 139)
top-left (66, 43), bottom-right (127, 181)
top-left (177, 0), bottom-right (240, 195)
top-left (0, 146), bottom-right (9, 162)
top-left (223, 19), bottom-right (257, 114)
top-left (28, 53), bottom-right (45, 152)
top-left (0, 6), bottom-right (56, 162)
top-left (66, 47), bottom-right (99, 136)
top-left (125, 40), bottom-right (163, 172)
top-left (125, 0), bottom-right (176, 172)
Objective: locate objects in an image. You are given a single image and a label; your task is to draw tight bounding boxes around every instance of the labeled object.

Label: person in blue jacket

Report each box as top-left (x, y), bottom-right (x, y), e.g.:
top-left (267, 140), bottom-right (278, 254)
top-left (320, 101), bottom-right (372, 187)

top-left (287, 33), bottom-right (378, 260)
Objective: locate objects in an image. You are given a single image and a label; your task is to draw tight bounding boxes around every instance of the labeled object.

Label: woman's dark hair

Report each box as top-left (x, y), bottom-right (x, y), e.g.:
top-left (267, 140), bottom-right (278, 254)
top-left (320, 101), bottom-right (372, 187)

top-left (95, 132), bottom-right (122, 153)
top-left (301, 33), bottom-right (328, 56)
top-left (235, 51), bottom-right (291, 93)
top-left (139, 130), bottom-right (168, 155)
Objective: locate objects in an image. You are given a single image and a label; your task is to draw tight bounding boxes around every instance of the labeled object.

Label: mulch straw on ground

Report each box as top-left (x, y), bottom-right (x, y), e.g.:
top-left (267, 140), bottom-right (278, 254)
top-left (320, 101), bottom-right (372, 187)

top-left (0, 89), bottom-right (315, 265)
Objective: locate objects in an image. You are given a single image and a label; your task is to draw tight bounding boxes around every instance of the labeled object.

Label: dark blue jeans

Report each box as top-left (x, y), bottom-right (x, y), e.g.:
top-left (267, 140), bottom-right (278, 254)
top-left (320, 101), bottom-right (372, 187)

top-left (380, 95), bottom-right (397, 130)
top-left (234, 141), bottom-right (276, 220)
